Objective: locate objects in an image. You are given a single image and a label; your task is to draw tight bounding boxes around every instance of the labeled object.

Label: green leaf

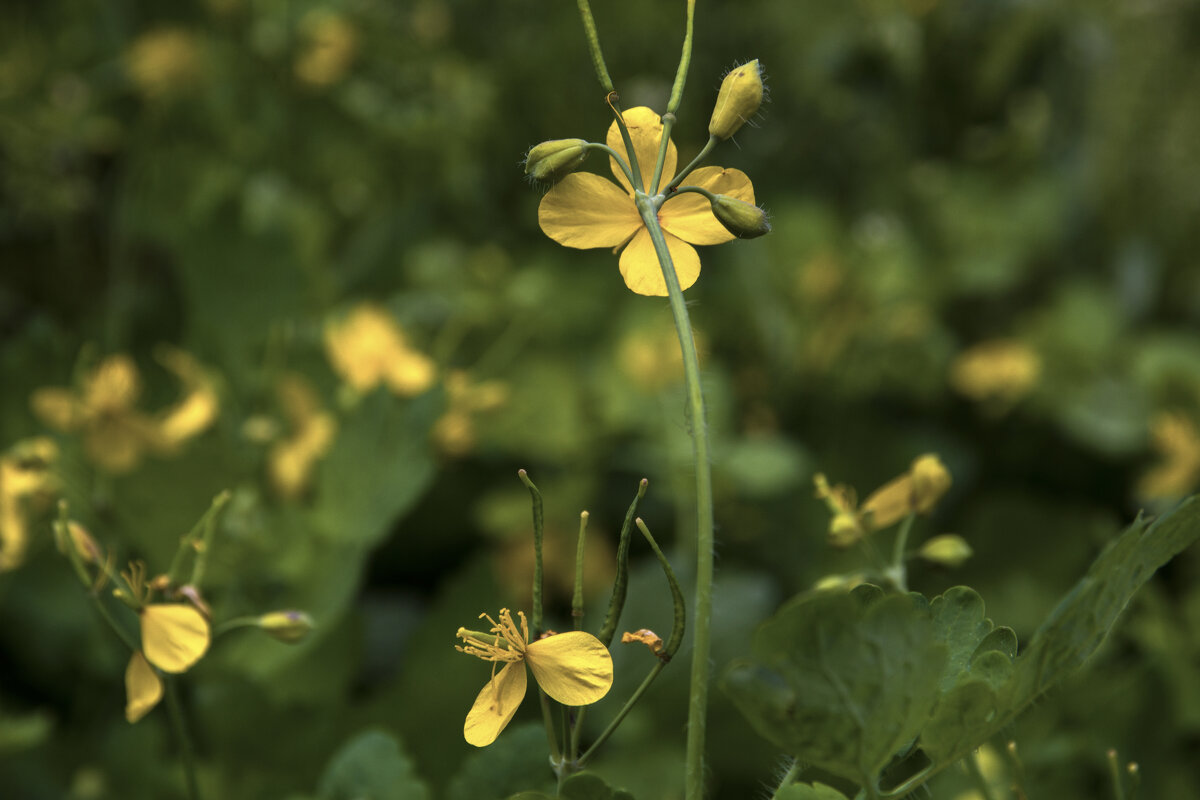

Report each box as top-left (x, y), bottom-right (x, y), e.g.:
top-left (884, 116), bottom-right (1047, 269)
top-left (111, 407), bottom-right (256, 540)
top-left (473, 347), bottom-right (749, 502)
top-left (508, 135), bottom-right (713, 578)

top-left (928, 587), bottom-right (998, 693)
top-left (722, 587), bottom-right (946, 783)
top-left (446, 724), bottom-right (554, 800)
top-left (560, 772), bottom-right (618, 800)
top-left (919, 681), bottom-right (1000, 765)
top-left (775, 782), bottom-right (851, 800)
top-left (317, 729), bottom-right (430, 800)
top-left (1010, 496), bottom-right (1200, 706)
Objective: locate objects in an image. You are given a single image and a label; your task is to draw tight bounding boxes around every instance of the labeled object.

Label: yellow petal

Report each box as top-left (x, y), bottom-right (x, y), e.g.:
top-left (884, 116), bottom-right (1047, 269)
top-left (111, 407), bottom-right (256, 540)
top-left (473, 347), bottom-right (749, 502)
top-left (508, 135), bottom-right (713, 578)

top-left (125, 651), bottom-right (163, 723)
top-left (861, 474), bottom-right (912, 531)
top-left (30, 388), bottom-right (82, 432)
top-left (140, 604), bottom-right (210, 673)
top-left (156, 349), bottom-right (219, 446)
top-left (618, 228), bottom-right (701, 297)
top-left (86, 355), bottom-right (142, 412)
top-left (538, 173), bottom-right (641, 249)
top-left (384, 350), bottom-right (437, 397)
top-left (606, 106), bottom-right (677, 195)
top-left (464, 661), bottom-right (528, 747)
top-left (525, 631), bottom-right (613, 706)
top-left (661, 167), bottom-right (756, 246)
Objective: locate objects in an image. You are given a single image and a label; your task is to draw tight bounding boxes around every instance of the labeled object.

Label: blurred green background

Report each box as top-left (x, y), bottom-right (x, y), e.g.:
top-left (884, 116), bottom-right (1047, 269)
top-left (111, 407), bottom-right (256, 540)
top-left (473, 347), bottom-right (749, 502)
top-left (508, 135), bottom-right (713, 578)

top-left (2, 0), bottom-right (1199, 798)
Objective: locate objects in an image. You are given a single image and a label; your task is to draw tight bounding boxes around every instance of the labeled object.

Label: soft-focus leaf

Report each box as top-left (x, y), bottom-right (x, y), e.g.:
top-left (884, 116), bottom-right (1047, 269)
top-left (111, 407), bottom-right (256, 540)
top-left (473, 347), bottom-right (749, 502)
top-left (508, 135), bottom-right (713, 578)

top-left (317, 729), bottom-right (430, 800)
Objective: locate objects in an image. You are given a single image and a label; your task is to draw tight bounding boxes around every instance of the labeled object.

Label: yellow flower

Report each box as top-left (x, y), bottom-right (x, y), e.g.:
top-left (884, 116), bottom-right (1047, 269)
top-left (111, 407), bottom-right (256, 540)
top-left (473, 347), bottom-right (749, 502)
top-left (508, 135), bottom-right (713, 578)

top-left (0, 438), bottom-right (58, 571)
top-left (537, 107), bottom-right (755, 297)
top-left (813, 454), bottom-right (952, 546)
top-left (30, 352), bottom-right (218, 474)
top-left (950, 339), bottom-right (1041, 405)
top-left (433, 370), bottom-right (507, 456)
top-left (456, 609), bottom-right (613, 747)
top-left (124, 604), bottom-right (210, 724)
top-left (1138, 412), bottom-right (1200, 500)
top-left (268, 375), bottom-right (337, 499)
top-left (325, 304), bottom-right (436, 397)
top-left (125, 28), bottom-right (203, 100)
top-left (294, 10), bottom-right (358, 88)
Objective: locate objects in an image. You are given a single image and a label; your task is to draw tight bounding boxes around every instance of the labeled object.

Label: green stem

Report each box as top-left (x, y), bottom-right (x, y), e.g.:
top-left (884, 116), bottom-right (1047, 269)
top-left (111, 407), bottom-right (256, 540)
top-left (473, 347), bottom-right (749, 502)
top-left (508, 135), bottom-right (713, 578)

top-left (586, 142), bottom-right (635, 187)
top-left (577, 661), bottom-right (667, 768)
top-left (635, 195), bottom-right (714, 800)
top-left (665, 136), bottom-right (718, 194)
top-left (666, 0), bottom-right (696, 115)
top-left (574, 0), bottom-right (614, 92)
top-left (769, 758), bottom-right (803, 800)
top-left (539, 688), bottom-right (563, 766)
top-left (887, 514), bottom-right (915, 592)
top-left (1107, 749), bottom-right (1127, 800)
top-left (649, 114), bottom-right (677, 196)
top-left (165, 677), bottom-right (202, 800)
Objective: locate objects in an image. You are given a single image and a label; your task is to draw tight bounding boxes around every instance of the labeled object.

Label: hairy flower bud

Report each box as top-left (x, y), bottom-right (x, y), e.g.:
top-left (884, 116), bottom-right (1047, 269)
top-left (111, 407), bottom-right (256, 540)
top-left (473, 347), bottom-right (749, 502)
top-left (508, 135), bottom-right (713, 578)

top-left (708, 60), bottom-right (764, 140)
top-left (258, 610), bottom-right (315, 643)
top-left (710, 195), bottom-right (771, 239)
top-left (524, 139), bottom-right (589, 182)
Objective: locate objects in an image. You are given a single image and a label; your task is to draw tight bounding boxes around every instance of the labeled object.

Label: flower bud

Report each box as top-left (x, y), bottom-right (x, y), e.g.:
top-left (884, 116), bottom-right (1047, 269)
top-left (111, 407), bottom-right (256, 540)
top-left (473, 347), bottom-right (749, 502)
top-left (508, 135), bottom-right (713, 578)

top-left (258, 610), bottom-right (315, 643)
top-left (917, 534), bottom-right (973, 568)
top-left (710, 195), bottom-right (771, 239)
top-left (524, 139), bottom-right (588, 182)
top-left (708, 60), bottom-right (764, 140)
top-left (910, 454), bottom-right (952, 514)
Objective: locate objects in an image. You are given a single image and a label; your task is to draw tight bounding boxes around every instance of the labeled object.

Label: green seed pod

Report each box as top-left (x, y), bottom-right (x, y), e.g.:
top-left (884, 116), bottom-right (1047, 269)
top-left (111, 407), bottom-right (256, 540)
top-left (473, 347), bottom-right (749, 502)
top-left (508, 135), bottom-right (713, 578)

top-left (710, 194), bottom-right (771, 239)
top-left (708, 60), bottom-right (764, 140)
top-left (257, 610), bottom-right (315, 643)
top-left (524, 138), bottom-right (588, 182)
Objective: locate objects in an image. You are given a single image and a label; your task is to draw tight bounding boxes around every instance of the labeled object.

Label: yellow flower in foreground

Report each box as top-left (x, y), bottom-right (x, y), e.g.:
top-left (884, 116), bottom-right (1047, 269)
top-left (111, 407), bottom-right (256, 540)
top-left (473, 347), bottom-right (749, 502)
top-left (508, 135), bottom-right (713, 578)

top-left (124, 604), bottom-right (210, 724)
top-left (950, 339), bottom-right (1041, 405)
top-left (1138, 412), bottom-right (1200, 500)
top-left (538, 107), bottom-right (755, 297)
top-left (814, 454), bottom-right (952, 547)
top-left (125, 651), bottom-right (163, 723)
top-left (456, 609), bottom-right (612, 747)
top-left (325, 304), bottom-right (436, 397)
top-left (0, 438), bottom-right (58, 572)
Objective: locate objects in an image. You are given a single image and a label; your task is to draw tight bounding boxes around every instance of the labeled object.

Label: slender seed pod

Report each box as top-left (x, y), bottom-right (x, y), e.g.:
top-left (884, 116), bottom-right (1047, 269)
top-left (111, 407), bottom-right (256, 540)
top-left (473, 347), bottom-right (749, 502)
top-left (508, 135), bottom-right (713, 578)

top-left (518, 469), bottom-right (546, 634)
top-left (635, 518), bottom-right (685, 660)
top-left (597, 479), bottom-right (648, 648)
top-left (708, 60), bottom-right (764, 140)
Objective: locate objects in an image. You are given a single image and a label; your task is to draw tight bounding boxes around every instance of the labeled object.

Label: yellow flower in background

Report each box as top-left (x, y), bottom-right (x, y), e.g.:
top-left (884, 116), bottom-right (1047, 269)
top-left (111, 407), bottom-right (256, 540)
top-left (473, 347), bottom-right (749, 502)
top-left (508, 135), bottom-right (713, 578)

top-left (294, 10), bottom-right (358, 87)
top-left (125, 28), bottom-right (203, 99)
top-left (325, 304), bottom-right (436, 397)
top-left (155, 348), bottom-right (220, 448)
top-left (1138, 412), bottom-right (1200, 500)
top-left (814, 454), bottom-right (952, 547)
top-left (269, 375), bottom-right (337, 499)
top-left (0, 438), bottom-right (58, 571)
top-left (456, 609), bottom-right (612, 747)
top-left (950, 339), bottom-right (1041, 405)
top-left (433, 371), bottom-right (508, 456)
top-left (617, 319), bottom-right (704, 393)
top-left (538, 107), bottom-right (756, 297)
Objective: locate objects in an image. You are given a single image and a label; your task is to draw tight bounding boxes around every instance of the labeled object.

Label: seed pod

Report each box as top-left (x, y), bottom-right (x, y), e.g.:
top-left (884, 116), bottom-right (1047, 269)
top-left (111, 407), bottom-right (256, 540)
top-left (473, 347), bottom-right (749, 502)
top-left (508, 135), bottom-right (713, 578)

top-left (708, 60), bottom-right (764, 140)
top-left (710, 194), bottom-right (771, 239)
top-left (524, 138), bottom-right (589, 182)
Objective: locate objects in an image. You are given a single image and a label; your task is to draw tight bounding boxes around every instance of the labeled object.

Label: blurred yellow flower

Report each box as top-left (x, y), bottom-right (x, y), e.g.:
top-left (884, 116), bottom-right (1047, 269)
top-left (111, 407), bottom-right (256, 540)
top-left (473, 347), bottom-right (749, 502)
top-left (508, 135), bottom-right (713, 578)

top-left (269, 375), bottom-right (337, 500)
top-left (294, 10), bottom-right (358, 87)
top-left (617, 321), bottom-right (704, 392)
top-left (125, 28), bottom-right (203, 99)
top-left (538, 106), bottom-right (755, 297)
top-left (433, 371), bottom-right (507, 456)
top-left (0, 438), bottom-right (58, 571)
top-left (30, 351), bottom-right (219, 474)
top-left (455, 608), bottom-right (612, 747)
top-left (814, 454), bottom-right (952, 547)
top-left (1138, 412), bottom-right (1200, 500)
top-left (325, 304), bottom-right (436, 397)
top-left (950, 339), bottom-right (1041, 405)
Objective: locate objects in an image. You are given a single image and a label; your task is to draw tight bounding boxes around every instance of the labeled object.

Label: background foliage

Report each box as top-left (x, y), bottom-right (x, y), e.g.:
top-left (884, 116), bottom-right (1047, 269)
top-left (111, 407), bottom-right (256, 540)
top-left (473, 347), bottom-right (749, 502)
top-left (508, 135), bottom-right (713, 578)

top-left (2, 0), bottom-right (1199, 798)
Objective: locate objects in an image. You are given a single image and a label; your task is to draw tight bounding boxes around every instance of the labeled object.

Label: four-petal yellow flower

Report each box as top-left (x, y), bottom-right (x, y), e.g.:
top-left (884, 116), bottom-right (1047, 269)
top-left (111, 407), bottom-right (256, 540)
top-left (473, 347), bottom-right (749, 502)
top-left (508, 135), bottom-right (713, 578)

top-left (456, 608), bottom-right (613, 747)
top-left (538, 107), bottom-right (755, 297)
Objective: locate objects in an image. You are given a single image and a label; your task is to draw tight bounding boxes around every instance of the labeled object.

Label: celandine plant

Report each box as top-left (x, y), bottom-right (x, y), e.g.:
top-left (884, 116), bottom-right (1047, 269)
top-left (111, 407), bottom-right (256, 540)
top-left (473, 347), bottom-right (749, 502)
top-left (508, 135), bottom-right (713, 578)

top-left (481, 2), bottom-right (1200, 800)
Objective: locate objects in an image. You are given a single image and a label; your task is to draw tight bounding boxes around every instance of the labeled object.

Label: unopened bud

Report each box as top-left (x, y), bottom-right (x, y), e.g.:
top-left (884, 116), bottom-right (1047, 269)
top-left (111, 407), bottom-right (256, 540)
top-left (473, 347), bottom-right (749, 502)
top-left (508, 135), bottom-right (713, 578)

top-left (910, 454), bottom-right (952, 513)
top-left (710, 195), bottom-right (770, 239)
top-left (709, 60), bottom-right (764, 140)
top-left (67, 522), bottom-right (103, 564)
top-left (258, 610), bottom-right (315, 643)
top-left (524, 138), bottom-right (588, 182)
top-left (917, 534), bottom-right (973, 568)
